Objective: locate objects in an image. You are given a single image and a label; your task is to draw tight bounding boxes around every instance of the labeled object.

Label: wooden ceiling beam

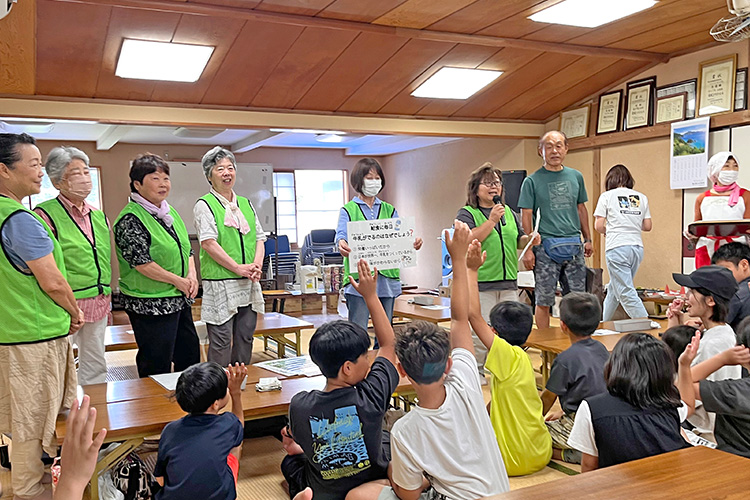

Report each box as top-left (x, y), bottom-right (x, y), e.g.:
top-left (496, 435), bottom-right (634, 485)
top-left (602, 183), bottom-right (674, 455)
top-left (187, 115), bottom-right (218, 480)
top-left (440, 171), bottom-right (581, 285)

top-left (0, 0), bottom-right (36, 94)
top-left (53, 0), bottom-right (670, 63)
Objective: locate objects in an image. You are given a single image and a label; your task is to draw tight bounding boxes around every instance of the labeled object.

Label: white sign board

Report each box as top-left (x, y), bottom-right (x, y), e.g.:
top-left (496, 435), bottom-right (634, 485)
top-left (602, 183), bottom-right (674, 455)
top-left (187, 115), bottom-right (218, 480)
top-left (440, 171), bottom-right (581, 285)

top-left (347, 217), bottom-right (417, 273)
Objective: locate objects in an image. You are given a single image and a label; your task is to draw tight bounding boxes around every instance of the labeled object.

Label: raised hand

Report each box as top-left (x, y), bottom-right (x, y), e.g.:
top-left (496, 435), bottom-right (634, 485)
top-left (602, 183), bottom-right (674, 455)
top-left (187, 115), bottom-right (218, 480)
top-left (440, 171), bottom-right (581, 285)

top-left (226, 362), bottom-right (248, 394)
top-left (445, 220), bottom-right (472, 260)
top-left (466, 239), bottom-right (486, 272)
top-left (350, 259), bottom-right (378, 299)
top-left (678, 331), bottom-right (701, 368)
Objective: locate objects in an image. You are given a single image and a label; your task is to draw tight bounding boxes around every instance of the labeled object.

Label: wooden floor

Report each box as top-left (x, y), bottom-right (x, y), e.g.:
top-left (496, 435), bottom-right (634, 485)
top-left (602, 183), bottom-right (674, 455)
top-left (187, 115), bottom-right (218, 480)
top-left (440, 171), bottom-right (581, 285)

top-left (0, 311), bottom-right (577, 499)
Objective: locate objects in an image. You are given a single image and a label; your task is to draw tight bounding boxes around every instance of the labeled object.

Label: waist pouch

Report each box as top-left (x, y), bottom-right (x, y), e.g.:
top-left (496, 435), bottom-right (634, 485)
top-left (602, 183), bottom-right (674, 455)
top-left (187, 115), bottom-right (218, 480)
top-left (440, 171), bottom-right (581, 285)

top-left (543, 236), bottom-right (582, 264)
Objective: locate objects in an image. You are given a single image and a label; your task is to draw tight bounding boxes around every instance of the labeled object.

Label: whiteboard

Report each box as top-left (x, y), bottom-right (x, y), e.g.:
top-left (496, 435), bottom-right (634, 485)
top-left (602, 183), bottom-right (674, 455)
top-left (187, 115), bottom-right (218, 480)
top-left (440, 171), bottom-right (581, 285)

top-left (166, 162), bottom-right (275, 234)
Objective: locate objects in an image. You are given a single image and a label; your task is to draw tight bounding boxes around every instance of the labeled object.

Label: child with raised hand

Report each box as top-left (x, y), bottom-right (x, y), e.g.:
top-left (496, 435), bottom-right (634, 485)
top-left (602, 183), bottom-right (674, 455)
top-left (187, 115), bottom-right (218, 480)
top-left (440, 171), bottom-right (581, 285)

top-left (281, 259), bottom-right (399, 500)
top-left (540, 292), bottom-right (609, 464)
top-left (154, 362), bottom-right (248, 500)
top-left (356, 221), bottom-right (510, 500)
top-left (567, 333), bottom-right (699, 472)
top-left (465, 239), bottom-right (552, 476)
top-left (687, 342), bottom-right (750, 457)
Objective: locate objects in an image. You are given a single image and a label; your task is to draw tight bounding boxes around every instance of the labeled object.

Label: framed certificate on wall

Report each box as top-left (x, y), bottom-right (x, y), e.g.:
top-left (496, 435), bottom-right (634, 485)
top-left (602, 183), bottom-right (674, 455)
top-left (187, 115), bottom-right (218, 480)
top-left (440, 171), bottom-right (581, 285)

top-left (596, 90), bottom-right (622, 134)
top-left (625, 77), bottom-right (656, 130)
top-left (698, 54), bottom-right (737, 116)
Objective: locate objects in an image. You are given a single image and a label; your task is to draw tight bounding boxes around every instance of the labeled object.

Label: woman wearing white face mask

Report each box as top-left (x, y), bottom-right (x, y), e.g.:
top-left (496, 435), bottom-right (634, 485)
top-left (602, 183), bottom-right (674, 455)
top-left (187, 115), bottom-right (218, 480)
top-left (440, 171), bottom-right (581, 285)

top-left (35, 146), bottom-right (111, 386)
top-left (693, 151), bottom-right (750, 268)
top-left (336, 158), bottom-right (423, 331)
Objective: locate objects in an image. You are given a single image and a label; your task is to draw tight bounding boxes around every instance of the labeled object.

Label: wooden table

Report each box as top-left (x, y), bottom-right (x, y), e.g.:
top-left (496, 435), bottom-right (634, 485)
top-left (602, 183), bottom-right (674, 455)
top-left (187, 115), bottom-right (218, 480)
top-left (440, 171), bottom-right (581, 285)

top-left (104, 313), bottom-right (313, 358)
top-left (393, 295), bottom-right (451, 323)
top-left (641, 295), bottom-right (680, 316)
top-left (482, 447), bottom-right (750, 499)
top-left (525, 319), bottom-right (667, 385)
top-left (262, 289), bottom-right (339, 313)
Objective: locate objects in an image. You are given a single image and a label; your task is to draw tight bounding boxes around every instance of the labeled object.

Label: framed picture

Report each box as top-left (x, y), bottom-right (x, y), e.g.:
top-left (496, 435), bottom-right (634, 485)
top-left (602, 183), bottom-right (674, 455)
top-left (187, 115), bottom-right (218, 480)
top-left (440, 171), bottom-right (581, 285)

top-left (625, 76), bottom-right (656, 129)
top-left (655, 92), bottom-right (687, 124)
top-left (656, 79), bottom-right (697, 119)
top-left (698, 53), bottom-right (737, 116)
top-left (559, 105), bottom-right (590, 139)
top-left (735, 67), bottom-right (747, 111)
top-left (596, 90), bottom-right (622, 134)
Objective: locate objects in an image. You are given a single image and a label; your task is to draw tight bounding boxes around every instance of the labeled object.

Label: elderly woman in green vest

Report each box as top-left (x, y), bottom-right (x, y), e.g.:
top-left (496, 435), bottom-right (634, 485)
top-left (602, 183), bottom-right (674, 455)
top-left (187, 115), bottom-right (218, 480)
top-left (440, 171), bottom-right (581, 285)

top-left (34, 146), bottom-right (111, 386)
top-left (336, 157), bottom-right (423, 332)
top-left (194, 146), bottom-right (266, 366)
top-left (0, 133), bottom-right (83, 499)
top-left (114, 153), bottom-right (200, 378)
top-left (456, 163), bottom-right (530, 379)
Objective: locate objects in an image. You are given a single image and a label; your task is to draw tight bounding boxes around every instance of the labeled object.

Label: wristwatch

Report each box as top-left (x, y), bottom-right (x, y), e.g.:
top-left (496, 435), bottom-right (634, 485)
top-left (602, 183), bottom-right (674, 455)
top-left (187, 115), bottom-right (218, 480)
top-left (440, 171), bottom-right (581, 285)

top-left (583, 238), bottom-right (592, 243)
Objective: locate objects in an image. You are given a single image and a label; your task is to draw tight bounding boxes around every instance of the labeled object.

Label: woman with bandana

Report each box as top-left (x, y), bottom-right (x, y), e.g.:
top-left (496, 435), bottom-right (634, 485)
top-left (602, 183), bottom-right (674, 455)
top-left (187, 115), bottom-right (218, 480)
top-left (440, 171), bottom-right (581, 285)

top-left (193, 146), bottom-right (266, 366)
top-left (35, 146), bottom-right (111, 385)
top-left (692, 152), bottom-right (750, 268)
top-left (335, 158), bottom-right (423, 331)
top-left (114, 153), bottom-right (200, 377)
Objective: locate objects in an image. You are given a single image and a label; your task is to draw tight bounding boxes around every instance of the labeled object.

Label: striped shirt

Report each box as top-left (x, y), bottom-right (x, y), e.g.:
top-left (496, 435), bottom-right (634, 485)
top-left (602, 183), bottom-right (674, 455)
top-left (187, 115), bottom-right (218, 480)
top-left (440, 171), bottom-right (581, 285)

top-left (35, 195), bottom-right (111, 323)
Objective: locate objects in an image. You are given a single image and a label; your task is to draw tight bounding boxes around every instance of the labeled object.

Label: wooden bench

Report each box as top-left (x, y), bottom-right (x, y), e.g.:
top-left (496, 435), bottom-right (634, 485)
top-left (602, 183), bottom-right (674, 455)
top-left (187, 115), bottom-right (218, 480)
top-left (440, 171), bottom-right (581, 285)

top-left (104, 313), bottom-right (313, 358)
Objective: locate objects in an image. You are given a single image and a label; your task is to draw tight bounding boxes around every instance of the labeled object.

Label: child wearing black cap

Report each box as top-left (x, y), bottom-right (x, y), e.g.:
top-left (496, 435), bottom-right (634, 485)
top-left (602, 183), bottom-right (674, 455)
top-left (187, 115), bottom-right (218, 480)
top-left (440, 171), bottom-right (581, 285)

top-left (669, 265), bottom-right (742, 432)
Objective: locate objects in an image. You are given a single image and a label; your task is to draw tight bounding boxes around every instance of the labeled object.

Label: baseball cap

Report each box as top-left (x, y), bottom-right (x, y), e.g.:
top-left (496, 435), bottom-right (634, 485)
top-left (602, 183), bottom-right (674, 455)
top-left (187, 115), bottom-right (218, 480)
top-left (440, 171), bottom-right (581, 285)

top-left (672, 265), bottom-right (739, 300)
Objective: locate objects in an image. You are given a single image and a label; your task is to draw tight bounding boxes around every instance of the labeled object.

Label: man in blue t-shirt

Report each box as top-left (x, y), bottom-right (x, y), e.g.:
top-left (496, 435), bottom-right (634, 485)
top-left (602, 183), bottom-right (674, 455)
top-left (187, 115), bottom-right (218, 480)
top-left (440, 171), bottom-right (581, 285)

top-left (518, 130), bottom-right (593, 329)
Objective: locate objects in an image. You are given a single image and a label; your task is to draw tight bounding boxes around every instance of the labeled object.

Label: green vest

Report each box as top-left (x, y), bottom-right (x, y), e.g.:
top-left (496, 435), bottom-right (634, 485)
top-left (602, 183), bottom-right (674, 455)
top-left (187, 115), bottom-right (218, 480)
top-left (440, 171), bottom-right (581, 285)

top-left (342, 200), bottom-right (400, 287)
top-left (115, 201), bottom-right (190, 298)
top-left (36, 198), bottom-right (112, 299)
top-left (463, 205), bottom-right (519, 282)
top-left (0, 196), bottom-right (70, 344)
top-left (198, 193), bottom-right (257, 280)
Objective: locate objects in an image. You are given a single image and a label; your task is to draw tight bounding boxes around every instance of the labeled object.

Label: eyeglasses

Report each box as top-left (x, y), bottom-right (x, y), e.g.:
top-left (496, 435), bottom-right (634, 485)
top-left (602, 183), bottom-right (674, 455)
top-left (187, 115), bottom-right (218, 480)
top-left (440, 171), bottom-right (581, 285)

top-left (481, 180), bottom-right (501, 188)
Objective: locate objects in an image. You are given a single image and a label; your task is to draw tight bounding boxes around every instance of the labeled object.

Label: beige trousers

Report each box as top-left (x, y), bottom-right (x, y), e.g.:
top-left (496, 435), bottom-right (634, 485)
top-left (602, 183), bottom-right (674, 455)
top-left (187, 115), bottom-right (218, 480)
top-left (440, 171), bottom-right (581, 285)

top-left (11, 438), bottom-right (46, 498)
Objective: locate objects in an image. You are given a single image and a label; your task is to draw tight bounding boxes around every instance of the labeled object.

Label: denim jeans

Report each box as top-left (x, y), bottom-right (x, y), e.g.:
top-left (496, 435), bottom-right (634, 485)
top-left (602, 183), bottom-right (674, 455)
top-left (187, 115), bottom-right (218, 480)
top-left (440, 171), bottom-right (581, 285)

top-left (602, 245), bottom-right (649, 321)
top-left (345, 294), bottom-right (395, 349)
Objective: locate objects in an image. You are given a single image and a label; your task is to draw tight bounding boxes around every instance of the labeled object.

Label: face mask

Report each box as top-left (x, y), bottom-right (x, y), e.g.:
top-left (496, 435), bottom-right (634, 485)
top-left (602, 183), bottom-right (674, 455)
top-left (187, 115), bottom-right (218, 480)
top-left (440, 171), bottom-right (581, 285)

top-left (718, 170), bottom-right (739, 186)
top-left (62, 175), bottom-right (93, 199)
top-left (362, 178), bottom-right (382, 197)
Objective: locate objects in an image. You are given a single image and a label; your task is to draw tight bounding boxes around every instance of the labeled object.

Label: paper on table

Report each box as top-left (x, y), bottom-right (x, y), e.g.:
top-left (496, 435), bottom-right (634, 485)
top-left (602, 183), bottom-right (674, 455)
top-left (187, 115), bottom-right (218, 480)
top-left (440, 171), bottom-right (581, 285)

top-left (150, 372), bottom-right (182, 391)
top-left (593, 329), bottom-right (619, 336)
top-left (518, 209), bottom-right (541, 263)
top-left (421, 305), bottom-right (449, 310)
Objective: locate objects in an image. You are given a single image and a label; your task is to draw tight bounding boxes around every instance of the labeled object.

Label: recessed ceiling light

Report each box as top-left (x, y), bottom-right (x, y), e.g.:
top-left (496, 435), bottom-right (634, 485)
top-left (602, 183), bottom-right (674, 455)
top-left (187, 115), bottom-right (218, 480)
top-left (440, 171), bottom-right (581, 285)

top-left (172, 127), bottom-right (225, 139)
top-left (0, 120), bottom-right (55, 134)
top-left (315, 133), bottom-right (344, 143)
top-left (116, 39), bottom-right (214, 82)
top-left (411, 67), bottom-right (503, 99)
top-left (529, 0), bottom-right (658, 28)
top-left (270, 128), bottom-right (347, 135)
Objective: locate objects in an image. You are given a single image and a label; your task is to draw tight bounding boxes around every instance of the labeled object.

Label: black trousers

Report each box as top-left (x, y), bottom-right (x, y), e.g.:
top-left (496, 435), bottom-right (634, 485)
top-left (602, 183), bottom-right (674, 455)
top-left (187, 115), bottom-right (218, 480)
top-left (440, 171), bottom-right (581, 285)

top-left (280, 454), bottom-right (307, 500)
top-left (127, 306), bottom-right (200, 378)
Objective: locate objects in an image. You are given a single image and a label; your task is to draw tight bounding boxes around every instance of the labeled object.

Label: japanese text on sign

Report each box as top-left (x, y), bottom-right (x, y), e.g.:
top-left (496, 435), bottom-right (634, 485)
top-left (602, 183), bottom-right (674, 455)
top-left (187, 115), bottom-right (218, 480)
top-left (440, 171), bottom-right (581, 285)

top-left (347, 217), bottom-right (416, 273)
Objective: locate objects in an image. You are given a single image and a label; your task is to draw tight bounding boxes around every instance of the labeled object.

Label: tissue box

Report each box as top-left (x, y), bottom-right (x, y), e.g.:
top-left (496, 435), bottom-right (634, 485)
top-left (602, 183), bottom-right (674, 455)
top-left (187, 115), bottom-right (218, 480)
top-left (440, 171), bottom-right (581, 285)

top-left (413, 296), bottom-right (434, 306)
top-left (612, 318), bottom-right (653, 332)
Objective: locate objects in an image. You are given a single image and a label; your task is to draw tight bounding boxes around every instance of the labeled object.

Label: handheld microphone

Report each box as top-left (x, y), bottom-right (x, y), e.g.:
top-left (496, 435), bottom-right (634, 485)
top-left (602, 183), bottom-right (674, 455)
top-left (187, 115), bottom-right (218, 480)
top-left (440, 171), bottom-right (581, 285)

top-left (492, 195), bottom-right (506, 226)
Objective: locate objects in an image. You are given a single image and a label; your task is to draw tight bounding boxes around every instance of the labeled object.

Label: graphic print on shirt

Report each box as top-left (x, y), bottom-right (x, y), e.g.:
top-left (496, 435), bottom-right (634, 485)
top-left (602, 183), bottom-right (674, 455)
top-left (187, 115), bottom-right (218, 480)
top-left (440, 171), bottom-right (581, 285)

top-left (617, 195), bottom-right (642, 215)
top-left (548, 181), bottom-right (574, 211)
top-left (309, 405), bottom-right (371, 480)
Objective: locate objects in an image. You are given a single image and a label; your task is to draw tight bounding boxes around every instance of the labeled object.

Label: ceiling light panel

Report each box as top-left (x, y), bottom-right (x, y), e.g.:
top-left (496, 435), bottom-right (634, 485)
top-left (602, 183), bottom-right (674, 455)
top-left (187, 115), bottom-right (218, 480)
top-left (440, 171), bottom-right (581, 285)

top-left (116, 39), bottom-right (214, 82)
top-left (529, 0), bottom-right (658, 28)
top-left (411, 67), bottom-right (503, 100)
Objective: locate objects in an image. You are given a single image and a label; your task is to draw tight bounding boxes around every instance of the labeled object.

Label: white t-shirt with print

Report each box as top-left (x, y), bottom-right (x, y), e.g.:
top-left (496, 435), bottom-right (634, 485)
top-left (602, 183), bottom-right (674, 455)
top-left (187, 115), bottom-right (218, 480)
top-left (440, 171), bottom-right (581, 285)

top-left (389, 348), bottom-right (510, 500)
top-left (594, 188), bottom-right (651, 250)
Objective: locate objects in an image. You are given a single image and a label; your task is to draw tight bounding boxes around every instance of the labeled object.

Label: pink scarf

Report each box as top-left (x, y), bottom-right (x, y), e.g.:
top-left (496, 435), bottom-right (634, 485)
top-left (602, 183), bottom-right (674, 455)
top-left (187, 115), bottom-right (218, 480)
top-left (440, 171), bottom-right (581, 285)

top-left (211, 189), bottom-right (251, 235)
top-left (131, 192), bottom-right (174, 227)
top-left (712, 182), bottom-right (742, 207)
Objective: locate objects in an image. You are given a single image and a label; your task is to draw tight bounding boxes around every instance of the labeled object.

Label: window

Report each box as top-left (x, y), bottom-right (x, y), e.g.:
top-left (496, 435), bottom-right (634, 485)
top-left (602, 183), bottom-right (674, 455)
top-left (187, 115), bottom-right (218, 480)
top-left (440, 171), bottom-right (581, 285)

top-left (24, 166), bottom-right (103, 210)
top-left (294, 170), bottom-right (347, 243)
top-left (273, 172), bottom-right (297, 243)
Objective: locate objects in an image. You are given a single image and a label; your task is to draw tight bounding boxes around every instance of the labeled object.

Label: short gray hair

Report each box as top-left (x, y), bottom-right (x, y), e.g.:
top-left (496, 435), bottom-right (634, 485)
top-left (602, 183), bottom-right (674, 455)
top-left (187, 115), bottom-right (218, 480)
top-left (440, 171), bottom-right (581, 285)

top-left (201, 146), bottom-right (236, 181)
top-left (45, 146), bottom-right (90, 184)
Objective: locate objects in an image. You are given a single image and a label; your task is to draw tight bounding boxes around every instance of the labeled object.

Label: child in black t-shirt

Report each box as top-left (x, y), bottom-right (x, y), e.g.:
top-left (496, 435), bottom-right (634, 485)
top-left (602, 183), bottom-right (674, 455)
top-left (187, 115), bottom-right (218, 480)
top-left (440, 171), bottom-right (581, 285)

top-left (281, 260), bottom-right (399, 500)
top-left (154, 362), bottom-right (248, 500)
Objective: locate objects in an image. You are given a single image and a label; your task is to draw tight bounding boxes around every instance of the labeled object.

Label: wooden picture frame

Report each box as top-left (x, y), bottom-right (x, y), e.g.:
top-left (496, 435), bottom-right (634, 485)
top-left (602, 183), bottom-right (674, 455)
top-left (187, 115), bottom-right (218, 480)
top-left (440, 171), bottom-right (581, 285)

top-left (655, 92), bottom-right (687, 124)
top-left (596, 90), bottom-right (622, 134)
top-left (625, 76), bottom-right (656, 130)
top-left (559, 104), bottom-right (590, 139)
top-left (657, 79), bottom-right (697, 119)
top-left (698, 53), bottom-right (737, 116)
top-left (735, 67), bottom-right (748, 112)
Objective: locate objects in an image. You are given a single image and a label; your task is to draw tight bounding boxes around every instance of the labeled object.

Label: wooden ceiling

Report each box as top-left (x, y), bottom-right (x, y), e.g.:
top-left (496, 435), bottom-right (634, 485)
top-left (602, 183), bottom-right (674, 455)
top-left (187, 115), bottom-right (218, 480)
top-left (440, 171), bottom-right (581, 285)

top-left (19, 0), bottom-right (730, 122)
